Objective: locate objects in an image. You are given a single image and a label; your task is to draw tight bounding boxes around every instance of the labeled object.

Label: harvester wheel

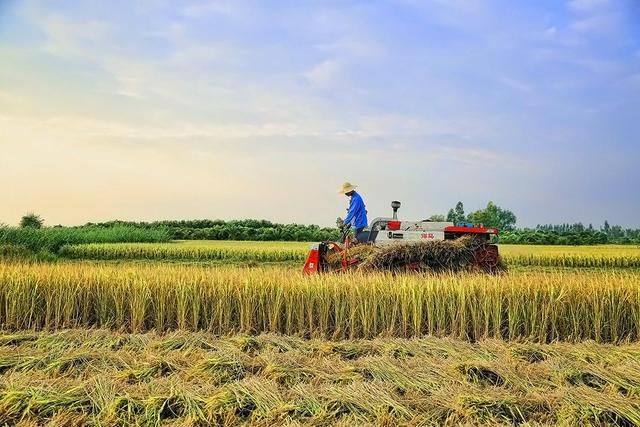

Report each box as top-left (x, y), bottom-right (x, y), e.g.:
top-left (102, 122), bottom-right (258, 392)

top-left (474, 245), bottom-right (501, 273)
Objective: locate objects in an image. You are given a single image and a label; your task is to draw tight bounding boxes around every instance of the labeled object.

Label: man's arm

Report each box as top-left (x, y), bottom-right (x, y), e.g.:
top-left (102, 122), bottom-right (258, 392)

top-left (343, 199), bottom-right (356, 227)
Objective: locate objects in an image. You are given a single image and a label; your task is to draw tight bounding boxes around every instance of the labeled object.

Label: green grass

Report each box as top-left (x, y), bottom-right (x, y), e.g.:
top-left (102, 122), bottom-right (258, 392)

top-left (1, 329), bottom-right (639, 426)
top-left (0, 225), bottom-right (171, 255)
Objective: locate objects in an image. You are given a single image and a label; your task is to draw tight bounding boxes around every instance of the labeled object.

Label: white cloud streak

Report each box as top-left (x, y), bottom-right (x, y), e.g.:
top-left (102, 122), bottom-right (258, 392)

top-left (304, 59), bottom-right (342, 87)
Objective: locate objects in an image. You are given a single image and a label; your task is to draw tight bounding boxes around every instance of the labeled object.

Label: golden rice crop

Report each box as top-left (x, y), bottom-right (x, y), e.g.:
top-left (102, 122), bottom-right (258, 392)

top-left (1, 262), bottom-right (639, 342)
top-left (59, 240), bottom-right (309, 263)
top-left (57, 241), bottom-right (640, 269)
top-left (501, 244), bottom-right (640, 268)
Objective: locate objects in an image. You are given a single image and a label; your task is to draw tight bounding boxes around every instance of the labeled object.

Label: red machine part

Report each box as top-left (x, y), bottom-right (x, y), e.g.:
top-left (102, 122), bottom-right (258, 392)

top-left (474, 245), bottom-right (501, 272)
top-left (444, 226), bottom-right (498, 235)
top-left (387, 221), bottom-right (401, 231)
top-left (303, 246), bottom-right (320, 274)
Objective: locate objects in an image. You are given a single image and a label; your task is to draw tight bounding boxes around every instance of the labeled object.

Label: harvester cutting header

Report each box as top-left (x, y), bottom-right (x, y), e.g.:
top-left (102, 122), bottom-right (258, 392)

top-left (303, 183), bottom-right (502, 274)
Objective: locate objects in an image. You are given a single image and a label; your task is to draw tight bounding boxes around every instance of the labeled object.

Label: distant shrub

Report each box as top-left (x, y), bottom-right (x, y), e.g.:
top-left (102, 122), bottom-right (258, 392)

top-left (20, 213), bottom-right (44, 229)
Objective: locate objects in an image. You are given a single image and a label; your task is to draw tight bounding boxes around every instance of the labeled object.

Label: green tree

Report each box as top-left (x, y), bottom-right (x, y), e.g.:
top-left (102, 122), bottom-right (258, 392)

top-left (428, 214), bottom-right (446, 222)
top-left (446, 209), bottom-right (455, 222)
top-left (467, 202), bottom-right (516, 231)
top-left (20, 213), bottom-right (44, 229)
top-left (446, 202), bottom-right (466, 225)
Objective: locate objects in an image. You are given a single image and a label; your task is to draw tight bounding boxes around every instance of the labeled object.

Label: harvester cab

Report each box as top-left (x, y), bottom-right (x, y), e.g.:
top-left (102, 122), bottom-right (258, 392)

top-left (303, 201), bottom-right (500, 274)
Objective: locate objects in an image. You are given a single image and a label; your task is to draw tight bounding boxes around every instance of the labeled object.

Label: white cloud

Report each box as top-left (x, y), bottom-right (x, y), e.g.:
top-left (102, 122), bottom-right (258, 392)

top-left (304, 59), bottom-right (342, 86)
top-left (565, 0), bottom-right (624, 38)
top-left (0, 110), bottom-right (488, 150)
top-left (39, 14), bottom-right (111, 55)
top-left (354, 114), bottom-right (488, 141)
top-left (0, 114), bottom-right (326, 142)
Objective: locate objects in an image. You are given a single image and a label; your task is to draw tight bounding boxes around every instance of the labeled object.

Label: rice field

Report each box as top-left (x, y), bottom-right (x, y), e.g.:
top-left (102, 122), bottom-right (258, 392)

top-left (1, 329), bottom-right (639, 426)
top-left (59, 240), bottom-right (309, 263)
top-left (58, 240), bottom-right (640, 269)
top-left (3, 242), bottom-right (640, 425)
top-left (503, 244), bottom-right (640, 269)
top-left (1, 262), bottom-right (639, 343)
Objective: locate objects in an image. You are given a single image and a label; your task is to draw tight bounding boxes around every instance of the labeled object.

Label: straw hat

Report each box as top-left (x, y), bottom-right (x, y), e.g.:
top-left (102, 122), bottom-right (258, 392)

top-left (338, 182), bottom-right (358, 194)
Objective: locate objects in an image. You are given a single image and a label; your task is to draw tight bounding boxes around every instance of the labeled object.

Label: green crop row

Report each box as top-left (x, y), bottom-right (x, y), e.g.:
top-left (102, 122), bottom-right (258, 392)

top-left (0, 225), bottom-right (171, 255)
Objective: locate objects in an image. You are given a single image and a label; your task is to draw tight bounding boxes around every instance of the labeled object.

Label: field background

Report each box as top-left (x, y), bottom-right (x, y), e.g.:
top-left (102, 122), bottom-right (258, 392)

top-left (2, 241), bottom-right (640, 425)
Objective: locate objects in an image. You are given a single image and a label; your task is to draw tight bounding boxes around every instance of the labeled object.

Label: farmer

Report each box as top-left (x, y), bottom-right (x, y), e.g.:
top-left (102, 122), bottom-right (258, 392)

top-left (338, 182), bottom-right (369, 242)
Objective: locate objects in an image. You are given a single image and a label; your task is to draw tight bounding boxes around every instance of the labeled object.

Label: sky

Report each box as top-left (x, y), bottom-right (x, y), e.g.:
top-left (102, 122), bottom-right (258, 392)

top-left (1, 0), bottom-right (639, 228)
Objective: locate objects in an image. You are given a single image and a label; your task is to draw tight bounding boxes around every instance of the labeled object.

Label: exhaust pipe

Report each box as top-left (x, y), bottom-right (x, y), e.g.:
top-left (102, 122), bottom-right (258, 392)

top-left (391, 201), bottom-right (401, 220)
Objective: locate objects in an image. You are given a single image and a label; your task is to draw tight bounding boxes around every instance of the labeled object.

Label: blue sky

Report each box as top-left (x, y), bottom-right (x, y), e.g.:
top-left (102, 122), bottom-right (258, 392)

top-left (1, 0), bottom-right (639, 227)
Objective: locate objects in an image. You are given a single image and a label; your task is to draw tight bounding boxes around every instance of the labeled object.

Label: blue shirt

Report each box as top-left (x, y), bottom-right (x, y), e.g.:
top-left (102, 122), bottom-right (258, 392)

top-left (344, 191), bottom-right (368, 229)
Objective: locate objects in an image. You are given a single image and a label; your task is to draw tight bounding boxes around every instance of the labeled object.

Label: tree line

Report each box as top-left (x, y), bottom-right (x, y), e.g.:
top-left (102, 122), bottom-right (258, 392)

top-left (434, 202), bottom-right (640, 245)
top-left (500, 222), bottom-right (640, 245)
top-left (86, 219), bottom-right (340, 242)
top-left (8, 209), bottom-right (640, 245)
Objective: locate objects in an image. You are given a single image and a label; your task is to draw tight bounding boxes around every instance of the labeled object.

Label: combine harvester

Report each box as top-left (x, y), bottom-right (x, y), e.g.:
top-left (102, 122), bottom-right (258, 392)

top-left (304, 201), bottom-right (502, 274)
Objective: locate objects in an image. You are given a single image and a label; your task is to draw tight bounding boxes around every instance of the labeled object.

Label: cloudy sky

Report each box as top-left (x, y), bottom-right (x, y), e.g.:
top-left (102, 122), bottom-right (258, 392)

top-left (1, 0), bottom-right (639, 227)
